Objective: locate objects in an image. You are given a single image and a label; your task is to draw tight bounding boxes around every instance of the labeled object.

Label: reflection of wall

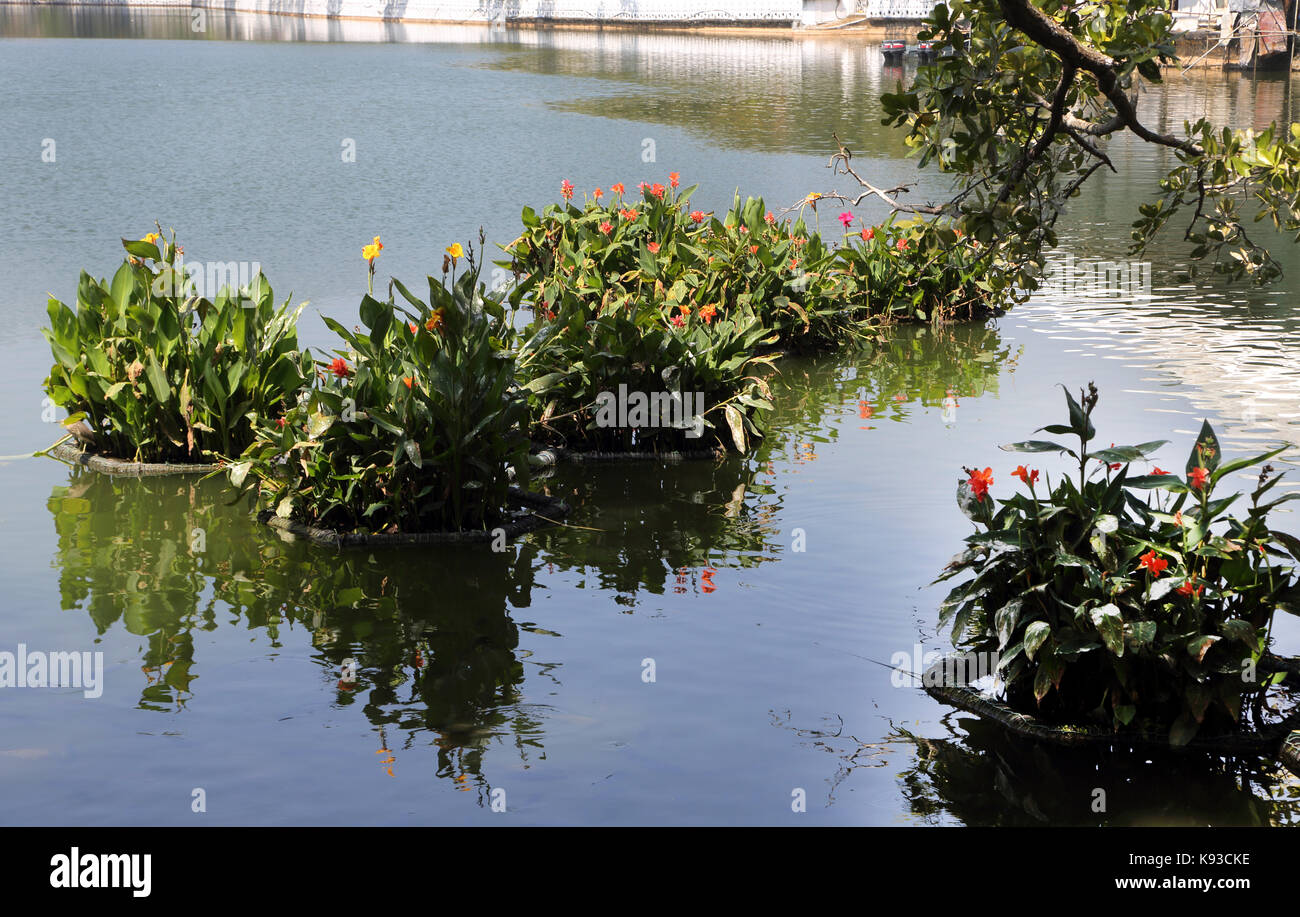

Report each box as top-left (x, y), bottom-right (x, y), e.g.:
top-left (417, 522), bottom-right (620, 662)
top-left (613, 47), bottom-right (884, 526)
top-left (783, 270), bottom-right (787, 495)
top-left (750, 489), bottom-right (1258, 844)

top-left (22, 0), bottom-right (807, 24)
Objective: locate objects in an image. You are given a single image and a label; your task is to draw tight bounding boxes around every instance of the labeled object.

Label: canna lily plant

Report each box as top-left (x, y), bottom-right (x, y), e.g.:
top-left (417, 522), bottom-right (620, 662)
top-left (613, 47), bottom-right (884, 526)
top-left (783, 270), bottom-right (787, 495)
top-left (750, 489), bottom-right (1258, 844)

top-left (42, 230), bottom-right (310, 463)
top-left (937, 383), bottom-right (1300, 745)
top-left (229, 236), bottom-right (531, 534)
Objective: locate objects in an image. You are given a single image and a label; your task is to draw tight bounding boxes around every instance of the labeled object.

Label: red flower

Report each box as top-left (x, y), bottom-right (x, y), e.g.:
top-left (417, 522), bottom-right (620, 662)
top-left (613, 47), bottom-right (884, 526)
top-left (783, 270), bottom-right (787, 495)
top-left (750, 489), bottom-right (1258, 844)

top-left (275, 416), bottom-right (287, 429)
top-left (967, 467), bottom-right (994, 502)
top-left (749, 245), bottom-right (759, 254)
top-left (329, 358), bottom-right (350, 379)
top-left (599, 221), bottom-right (613, 235)
top-left (647, 242), bottom-right (660, 254)
top-left (1189, 466), bottom-right (1209, 490)
top-left (408, 322), bottom-right (418, 334)
top-left (1177, 578), bottom-right (1204, 597)
top-left (560, 180), bottom-right (574, 200)
top-left (896, 238), bottom-right (909, 251)
top-left (690, 210), bottom-right (706, 224)
top-left (611, 182), bottom-right (625, 196)
top-left (669, 172), bottom-right (680, 189)
top-left (1152, 466), bottom-right (1170, 476)
top-left (1137, 550), bottom-right (1169, 578)
top-left (669, 313), bottom-right (685, 329)
top-left (861, 227), bottom-right (875, 241)
top-left (1011, 465), bottom-right (1039, 486)
top-left (764, 212), bottom-right (776, 225)
top-left (650, 183), bottom-right (666, 199)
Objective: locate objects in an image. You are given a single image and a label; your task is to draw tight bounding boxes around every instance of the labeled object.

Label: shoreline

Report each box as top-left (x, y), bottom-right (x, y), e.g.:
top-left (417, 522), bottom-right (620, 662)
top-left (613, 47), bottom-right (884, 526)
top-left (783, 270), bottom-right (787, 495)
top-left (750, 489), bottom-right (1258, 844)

top-left (1, 2), bottom-right (1289, 66)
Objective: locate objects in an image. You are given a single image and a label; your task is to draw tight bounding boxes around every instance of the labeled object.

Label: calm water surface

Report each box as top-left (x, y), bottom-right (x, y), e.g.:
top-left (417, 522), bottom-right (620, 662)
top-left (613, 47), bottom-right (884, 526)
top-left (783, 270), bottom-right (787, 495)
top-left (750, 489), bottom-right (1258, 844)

top-left (2, 7), bottom-right (1300, 825)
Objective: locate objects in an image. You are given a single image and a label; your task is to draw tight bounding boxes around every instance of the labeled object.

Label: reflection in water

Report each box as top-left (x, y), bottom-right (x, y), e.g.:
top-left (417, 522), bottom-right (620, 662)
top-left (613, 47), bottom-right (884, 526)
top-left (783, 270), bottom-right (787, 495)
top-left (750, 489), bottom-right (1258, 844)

top-left (532, 323), bottom-right (1017, 607)
top-left (893, 716), bottom-right (1300, 827)
top-left (48, 471), bottom-right (546, 787)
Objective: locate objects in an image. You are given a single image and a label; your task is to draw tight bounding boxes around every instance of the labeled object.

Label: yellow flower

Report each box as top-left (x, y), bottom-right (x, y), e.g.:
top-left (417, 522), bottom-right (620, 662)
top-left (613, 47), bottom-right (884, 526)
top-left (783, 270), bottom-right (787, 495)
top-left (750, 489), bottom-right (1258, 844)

top-left (142, 232), bottom-right (160, 245)
top-left (362, 243), bottom-right (380, 262)
top-left (806, 192), bottom-right (822, 202)
top-left (425, 308), bottom-right (445, 332)
top-left (445, 243), bottom-right (464, 263)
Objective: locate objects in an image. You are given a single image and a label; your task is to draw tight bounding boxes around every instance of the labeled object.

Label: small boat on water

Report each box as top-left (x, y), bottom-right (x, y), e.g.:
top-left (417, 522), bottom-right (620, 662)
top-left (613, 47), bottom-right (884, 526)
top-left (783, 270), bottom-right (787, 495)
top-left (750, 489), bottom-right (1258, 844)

top-left (917, 40), bottom-right (937, 61)
top-left (1224, 0), bottom-right (1293, 71)
top-left (881, 39), bottom-right (906, 61)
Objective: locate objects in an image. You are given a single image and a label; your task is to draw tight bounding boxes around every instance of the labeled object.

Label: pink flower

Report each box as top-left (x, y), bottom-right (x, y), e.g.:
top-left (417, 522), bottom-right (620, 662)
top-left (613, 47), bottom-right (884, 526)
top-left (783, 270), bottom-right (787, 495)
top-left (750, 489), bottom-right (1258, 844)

top-left (561, 180), bottom-right (574, 200)
top-left (838, 212), bottom-right (853, 228)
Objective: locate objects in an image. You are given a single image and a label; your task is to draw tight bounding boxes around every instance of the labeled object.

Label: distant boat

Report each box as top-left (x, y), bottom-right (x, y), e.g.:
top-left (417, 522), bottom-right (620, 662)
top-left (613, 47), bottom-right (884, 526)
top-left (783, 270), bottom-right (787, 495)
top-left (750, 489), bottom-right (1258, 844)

top-left (1225, 0), bottom-right (1293, 71)
top-left (881, 40), bottom-right (906, 60)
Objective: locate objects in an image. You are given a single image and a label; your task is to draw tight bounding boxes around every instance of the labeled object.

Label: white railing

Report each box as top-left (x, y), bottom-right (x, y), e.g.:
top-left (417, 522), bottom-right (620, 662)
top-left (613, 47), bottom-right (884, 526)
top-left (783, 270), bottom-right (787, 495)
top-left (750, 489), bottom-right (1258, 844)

top-left (860, 0), bottom-right (940, 19)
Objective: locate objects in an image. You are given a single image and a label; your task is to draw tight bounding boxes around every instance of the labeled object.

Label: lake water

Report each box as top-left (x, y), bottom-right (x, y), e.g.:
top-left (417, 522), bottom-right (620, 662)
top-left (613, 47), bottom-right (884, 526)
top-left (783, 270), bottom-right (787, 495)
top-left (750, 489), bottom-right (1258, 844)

top-left (2, 6), bottom-right (1300, 825)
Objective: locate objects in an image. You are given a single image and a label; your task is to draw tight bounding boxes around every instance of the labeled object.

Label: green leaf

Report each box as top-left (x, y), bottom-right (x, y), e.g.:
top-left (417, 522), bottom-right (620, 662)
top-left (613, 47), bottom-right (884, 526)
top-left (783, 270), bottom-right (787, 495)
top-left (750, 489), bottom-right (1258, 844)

top-left (1023, 620), bottom-right (1050, 661)
top-left (1000, 439), bottom-right (1069, 454)
top-left (1089, 603), bottom-right (1125, 657)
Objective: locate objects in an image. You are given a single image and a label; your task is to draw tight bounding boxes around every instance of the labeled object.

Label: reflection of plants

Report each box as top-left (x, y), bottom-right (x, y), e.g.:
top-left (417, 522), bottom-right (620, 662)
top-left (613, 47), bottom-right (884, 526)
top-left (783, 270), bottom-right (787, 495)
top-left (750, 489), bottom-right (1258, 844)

top-left (48, 473), bottom-right (242, 710)
top-left (48, 472), bottom-right (552, 783)
top-left (892, 716), bottom-right (1300, 826)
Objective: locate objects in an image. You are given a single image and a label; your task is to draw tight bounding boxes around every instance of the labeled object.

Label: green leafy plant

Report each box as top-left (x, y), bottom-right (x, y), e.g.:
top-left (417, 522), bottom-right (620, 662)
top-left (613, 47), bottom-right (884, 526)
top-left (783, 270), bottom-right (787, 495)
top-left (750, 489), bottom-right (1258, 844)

top-left (937, 383), bottom-right (1300, 745)
top-left (230, 239), bottom-right (531, 534)
top-left (42, 230), bottom-right (310, 462)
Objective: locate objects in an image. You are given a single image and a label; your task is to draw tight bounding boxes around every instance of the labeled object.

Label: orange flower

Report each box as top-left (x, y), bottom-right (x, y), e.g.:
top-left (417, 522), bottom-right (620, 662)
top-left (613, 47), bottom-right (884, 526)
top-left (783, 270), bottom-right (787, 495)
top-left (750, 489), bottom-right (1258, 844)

top-left (858, 400), bottom-right (872, 419)
top-left (896, 237), bottom-right (909, 251)
top-left (593, 188), bottom-right (603, 199)
top-left (764, 212), bottom-right (776, 224)
top-left (749, 245), bottom-right (759, 254)
top-left (690, 210), bottom-right (706, 224)
top-left (611, 182), bottom-right (625, 196)
top-left (861, 227), bottom-right (875, 241)
top-left (1011, 465), bottom-right (1039, 486)
top-left (1137, 550), bottom-right (1169, 577)
top-left (425, 308), bottom-right (445, 332)
top-left (967, 467), bottom-right (994, 502)
top-left (1189, 466), bottom-right (1209, 490)
top-left (329, 357), bottom-right (350, 378)
top-left (1152, 467), bottom-right (1170, 475)
top-left (408, 322), bottom-right (418, 334)
top-left (402, 376), bottom-right (414, 389)
top-left (599, 221), bottom-right (613, 235)
top-left (699, 304), bottom-right (718, 324)
top-left (669, 172), bottom-right (680, 189)
top-left (647, 242), bottom-right (660, 254)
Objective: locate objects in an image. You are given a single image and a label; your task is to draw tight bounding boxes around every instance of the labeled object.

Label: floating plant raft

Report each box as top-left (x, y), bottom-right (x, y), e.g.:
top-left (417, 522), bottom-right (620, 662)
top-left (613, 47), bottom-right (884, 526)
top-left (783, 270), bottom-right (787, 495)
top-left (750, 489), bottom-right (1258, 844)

top-left (49, 441), bottom-right (221, 477)
top-left (922, 653), bottom-right (1300, 778)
